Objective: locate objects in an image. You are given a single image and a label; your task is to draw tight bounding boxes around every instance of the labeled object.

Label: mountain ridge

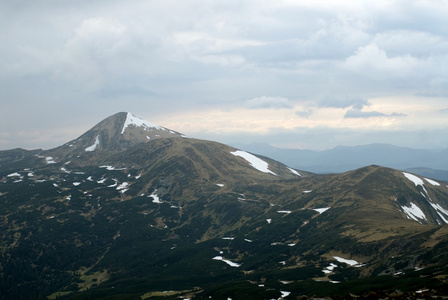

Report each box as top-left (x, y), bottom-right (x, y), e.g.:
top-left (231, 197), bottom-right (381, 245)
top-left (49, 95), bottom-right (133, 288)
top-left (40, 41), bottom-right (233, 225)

top-left (1, 113), bottom-right (448, 299)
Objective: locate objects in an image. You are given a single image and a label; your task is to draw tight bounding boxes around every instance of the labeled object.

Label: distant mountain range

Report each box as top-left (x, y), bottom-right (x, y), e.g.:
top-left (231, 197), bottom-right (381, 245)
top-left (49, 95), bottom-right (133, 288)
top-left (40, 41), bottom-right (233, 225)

top-left (233, 143), bottom-right (448, 181)
top-left (1, 112), bottom-right (448, 299)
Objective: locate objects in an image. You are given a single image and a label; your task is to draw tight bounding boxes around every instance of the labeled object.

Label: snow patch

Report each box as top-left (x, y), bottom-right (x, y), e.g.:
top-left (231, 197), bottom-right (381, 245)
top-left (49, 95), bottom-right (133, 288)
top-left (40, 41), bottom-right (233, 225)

top-left (45, 157), bottom-right (56, 164)
top-left (85, 135), bottom-right (100, 152)
top-left (107, 180), bottom-right (118, 188)
top-left (7, 172), bottom-right (21, 177)
top-left (222, 237), bottom-right (235, 240)
top-left (121, 112), bottom-right (164, 134)
top-left (424, 177), bottom-right (440, 186)
top-left (430, 202), bottom-right (448, 223)
top-left (73, 182), bottom-right (81, 186)
top-left (411, 176), bottom-right (448, 224)
top-left (313, 207), bottom-right (330, 214)
top-left (303, 190), bottom-right (312, 193)
top-left (401, 202), bottom-right (427, 223)
top-left (212, 256), bottom-right (241, 267)
top-left (99, 165), bottom-right (126, 171)
top-left (61, 167), bottom-right (71, 173)
top-left (323, 262), bottom-right (338, 274)
top-left (216, 183), bottom-right (224, 187)
top-left (277, 210), bottom-right (292, 214)
top-left (97, 178), bottom-right (106, 184)
top-left (334, 256), bottom-right (362, 267)
top-left (150, 190), bottom-right (162, 203)
top-left (230, 150), bottom-right (276, 175)
top-left (266, 219), bottom-right (272, 224)
top-left (116, 182), bottom-right (129, 193)
top-left (280, 291), bottom-right (291, 298)
top-left (287, 167), bottom-right (301, 176)
top-left (403, 172), bottom-right (424, 186)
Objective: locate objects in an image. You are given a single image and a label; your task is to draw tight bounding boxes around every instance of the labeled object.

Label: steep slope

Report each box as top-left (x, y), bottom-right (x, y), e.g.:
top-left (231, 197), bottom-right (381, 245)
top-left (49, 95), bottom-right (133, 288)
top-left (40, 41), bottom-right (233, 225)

top-left (1, 113), bottom-right (448, 299)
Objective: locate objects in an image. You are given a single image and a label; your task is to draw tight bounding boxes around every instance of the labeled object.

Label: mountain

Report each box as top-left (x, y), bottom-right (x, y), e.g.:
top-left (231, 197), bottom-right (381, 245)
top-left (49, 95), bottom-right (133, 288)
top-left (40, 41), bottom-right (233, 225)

top-left (1, 113), bottom-right (448, 299)
top-left (233, 142), bottom-right (448, 179)
top-left (43, 112), bottom-right (185, 163)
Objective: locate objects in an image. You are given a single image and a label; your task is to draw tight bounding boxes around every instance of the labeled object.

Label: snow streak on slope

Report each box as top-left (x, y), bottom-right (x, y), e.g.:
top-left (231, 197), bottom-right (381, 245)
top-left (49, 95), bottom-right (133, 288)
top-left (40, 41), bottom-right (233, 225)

top-left (287, 167), bottom-right (301, 176)
top-left (85, 135), bottom-right (100, 152)
top-left (212, 256), bottom-right (241, 267)
top-left (313, 207), bottom-right (330, 214)
top-left (230, 150), bottom-right (276, 175)
top-left (402, 172), bottom-right (448, 224)
top-left (403, 172), bottom-right (424, 186)
top-left (400, 202), bottom-right (427, 223)
top-left (425, 178), bottom-right (440, 186)
top-left (121, 113), bottom-right (164, 134)
top-left (333, 256), bottom-right (363, 267)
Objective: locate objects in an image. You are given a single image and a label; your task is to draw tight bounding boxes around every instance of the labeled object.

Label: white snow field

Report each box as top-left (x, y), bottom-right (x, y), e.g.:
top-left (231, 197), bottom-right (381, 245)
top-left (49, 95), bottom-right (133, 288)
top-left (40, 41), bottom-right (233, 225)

top-left (230, 150), bottom-right (276, 175)
top-left (121, 112), bottom-right (164, 134)
top-left (400, 202), bottom-right (427, 223)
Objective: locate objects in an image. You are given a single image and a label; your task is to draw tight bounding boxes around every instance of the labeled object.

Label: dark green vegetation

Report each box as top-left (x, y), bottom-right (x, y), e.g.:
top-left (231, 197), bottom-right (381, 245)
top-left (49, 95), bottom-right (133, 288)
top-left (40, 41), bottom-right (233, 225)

top-left (1, 113), bottom-right (448, 299)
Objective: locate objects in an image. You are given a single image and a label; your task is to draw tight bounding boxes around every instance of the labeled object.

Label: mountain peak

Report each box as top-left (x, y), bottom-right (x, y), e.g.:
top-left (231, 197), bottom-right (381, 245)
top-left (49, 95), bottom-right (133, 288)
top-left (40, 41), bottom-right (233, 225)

top-left (44, 112), bottom-right (185, 161)
top-left (120, 112), bottom-right (163, 134)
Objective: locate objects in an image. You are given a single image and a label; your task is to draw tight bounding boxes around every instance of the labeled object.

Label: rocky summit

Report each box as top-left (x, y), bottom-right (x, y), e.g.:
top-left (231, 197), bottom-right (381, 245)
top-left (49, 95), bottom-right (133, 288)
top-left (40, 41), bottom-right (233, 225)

top-left (1, 113), bottom-right (448, 300)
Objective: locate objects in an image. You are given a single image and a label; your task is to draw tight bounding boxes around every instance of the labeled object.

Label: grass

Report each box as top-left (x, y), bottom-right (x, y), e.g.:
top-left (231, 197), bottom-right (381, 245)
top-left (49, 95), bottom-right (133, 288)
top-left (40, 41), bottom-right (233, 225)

top-left (78, 269), bottom-right (110, 291)
top-left (47, 291), bottom-right (73, 299)
top-left (140, 288), bottom-right (201, 299)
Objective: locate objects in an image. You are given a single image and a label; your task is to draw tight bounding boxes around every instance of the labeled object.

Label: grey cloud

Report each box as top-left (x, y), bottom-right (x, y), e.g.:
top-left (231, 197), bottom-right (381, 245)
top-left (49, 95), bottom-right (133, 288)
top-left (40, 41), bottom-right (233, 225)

top-left (0, 0), bottom-right (447, 151)
top-left (390, 112), bottom-right (407, 117)
top-left (295, 109), bottom-right (313, 118)
top-left (245, 96), bottom-right (293, 109)
top-left (317, 96), bottom-right (368, 109)
top-left (344, 110), bottom-right (386, 119)
top-left (344, 109), bottom-right (407, 119)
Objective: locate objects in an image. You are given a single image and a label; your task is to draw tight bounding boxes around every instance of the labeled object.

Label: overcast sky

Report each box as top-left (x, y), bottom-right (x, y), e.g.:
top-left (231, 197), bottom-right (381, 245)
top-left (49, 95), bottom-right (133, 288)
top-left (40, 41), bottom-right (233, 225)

top-left (1, 0), bottom-right (448, 151)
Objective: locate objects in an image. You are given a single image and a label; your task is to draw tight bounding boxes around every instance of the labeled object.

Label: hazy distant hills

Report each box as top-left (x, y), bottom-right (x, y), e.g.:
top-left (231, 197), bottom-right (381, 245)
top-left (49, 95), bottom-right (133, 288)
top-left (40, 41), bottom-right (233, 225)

top-left (233, 143), bottom-right (448, 181)
top-left (1, 113), bottom-right (448, 299)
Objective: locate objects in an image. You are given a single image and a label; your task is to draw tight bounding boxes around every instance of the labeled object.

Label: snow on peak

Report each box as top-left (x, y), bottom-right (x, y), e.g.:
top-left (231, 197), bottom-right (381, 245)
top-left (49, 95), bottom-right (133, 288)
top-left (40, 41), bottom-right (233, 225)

top-left (121, 112), bottom-right (163, 134)
top-left (230, 150), bottom-right (276, 175)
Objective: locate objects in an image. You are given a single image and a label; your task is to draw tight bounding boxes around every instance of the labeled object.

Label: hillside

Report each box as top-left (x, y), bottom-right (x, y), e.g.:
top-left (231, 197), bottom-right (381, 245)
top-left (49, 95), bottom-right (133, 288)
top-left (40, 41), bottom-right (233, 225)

top-left (1, 113), bottom-right (448, 299)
